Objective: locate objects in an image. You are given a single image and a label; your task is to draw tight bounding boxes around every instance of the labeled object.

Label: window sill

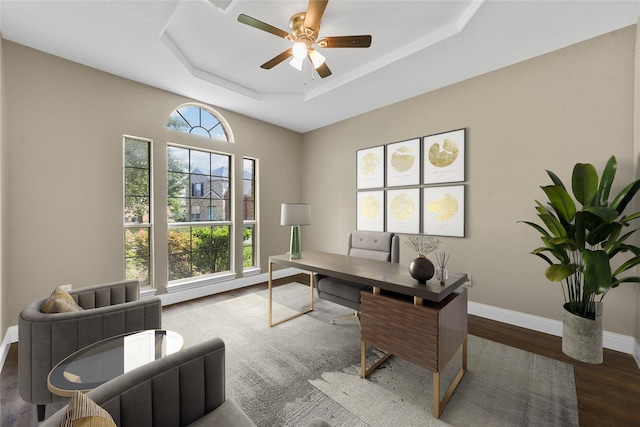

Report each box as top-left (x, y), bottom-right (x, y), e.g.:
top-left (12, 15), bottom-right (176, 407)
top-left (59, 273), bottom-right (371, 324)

top-left (166, 272), bottom-right (237, 294)
top-left (242, 266), bottom-right (262, 277)
top-left (140, 287), bottom-right (158, 299)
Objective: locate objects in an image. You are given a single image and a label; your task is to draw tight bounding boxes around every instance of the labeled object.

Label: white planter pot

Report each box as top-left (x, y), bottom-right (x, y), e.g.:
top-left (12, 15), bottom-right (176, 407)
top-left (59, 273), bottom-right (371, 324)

top-left (561, 302), bottom-right (603, 364)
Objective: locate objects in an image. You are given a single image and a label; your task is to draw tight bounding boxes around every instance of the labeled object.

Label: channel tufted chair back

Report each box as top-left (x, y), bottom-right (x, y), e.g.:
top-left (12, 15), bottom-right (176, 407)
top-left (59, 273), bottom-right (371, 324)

top-left (41, 338), bottom-right (257, 427)
top-left (19, 279), bottom-right (162, 422)
top-left (315, 231), bottom-right (399, 324)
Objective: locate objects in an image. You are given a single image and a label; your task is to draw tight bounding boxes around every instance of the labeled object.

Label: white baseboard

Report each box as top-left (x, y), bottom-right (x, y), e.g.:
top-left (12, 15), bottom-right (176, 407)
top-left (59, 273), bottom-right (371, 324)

top-left (158, 267), bottom-right (308, 306)
top-left (1, 325), bottom-right (18, 373)
top-left (3, 273), bottom-right (637, 373)
top-left (469, 301), bottom-right (635, 355)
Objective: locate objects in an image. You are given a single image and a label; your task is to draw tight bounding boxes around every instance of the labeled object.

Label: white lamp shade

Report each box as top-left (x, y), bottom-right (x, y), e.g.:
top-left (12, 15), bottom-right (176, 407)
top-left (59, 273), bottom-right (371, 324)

top-left (309, 49), bottom-right (325, 69)
top-left (281, 203), bottom-right (311, 226)
top-left (292, 42), bottom-right (308, 59)
top-left (289, 56), bottom-right (304, 71)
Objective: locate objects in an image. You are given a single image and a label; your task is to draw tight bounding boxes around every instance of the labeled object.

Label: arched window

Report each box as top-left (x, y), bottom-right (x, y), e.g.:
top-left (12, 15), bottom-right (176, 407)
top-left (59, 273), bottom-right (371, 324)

top-left (125, 103), bottom-right (257, 293)
top-left (167, 104), bottom-right (232, 142)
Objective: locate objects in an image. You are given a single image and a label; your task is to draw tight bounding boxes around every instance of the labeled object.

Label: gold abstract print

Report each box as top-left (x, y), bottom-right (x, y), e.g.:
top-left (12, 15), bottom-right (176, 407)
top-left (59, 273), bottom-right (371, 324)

top-left (428, 138), bottom-right (459, 168)
top-left (391, 193), bottom-right (415, 220)
top-left (427, 192), bottom-right (459, 220)
top-left (390, 146), bottom-right (415, 172)
top-left (360, 195), bottom-right (381, 219)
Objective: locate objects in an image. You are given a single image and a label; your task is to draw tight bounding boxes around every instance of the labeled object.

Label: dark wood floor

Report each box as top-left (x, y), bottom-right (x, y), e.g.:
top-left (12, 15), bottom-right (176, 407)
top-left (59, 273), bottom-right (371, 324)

top-left (2, 277), bottom-right (640, 426)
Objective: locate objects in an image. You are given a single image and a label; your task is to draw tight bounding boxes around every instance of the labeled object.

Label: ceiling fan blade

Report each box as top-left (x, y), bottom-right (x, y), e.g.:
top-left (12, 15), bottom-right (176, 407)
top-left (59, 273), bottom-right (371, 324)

top-left (238, 14), bottom-right (290, 39)
top-left (304, 0), bottom-right (328, 34)
top-left (315, 62), bottom-right (332, 78)
top-left (317, 35), bottom-right (372, 48)
top-left (260, 49), bottom-right (293, 69)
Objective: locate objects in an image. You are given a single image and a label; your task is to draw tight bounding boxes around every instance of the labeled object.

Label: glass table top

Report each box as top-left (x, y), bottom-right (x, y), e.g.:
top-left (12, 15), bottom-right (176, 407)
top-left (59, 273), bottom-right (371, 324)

top-left (47, 329), bottom-right (183, 397)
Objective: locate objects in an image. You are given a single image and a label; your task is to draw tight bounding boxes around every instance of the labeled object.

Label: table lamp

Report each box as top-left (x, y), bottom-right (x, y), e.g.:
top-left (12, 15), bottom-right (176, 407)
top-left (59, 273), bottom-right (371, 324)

top-left (280, 203), bottom-right (311, 259)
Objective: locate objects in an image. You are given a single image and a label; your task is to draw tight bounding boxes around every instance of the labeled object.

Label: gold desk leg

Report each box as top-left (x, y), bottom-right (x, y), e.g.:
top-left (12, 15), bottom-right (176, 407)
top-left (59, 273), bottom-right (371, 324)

top-left (268, 261), bottom-right (273, 326)
top-left (360, 341), bottom-right (393, 378)
top-left (268, 263), bottom-right (314, 327)
top-left (433, 336), bottom-right (468, 418)
top-left (309, 271), bottom-right (315, 310)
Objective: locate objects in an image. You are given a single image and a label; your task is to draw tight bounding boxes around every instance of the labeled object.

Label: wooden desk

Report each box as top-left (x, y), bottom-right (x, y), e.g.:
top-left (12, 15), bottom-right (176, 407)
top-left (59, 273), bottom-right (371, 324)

top-left (268, 251), bottom-right (468, 418)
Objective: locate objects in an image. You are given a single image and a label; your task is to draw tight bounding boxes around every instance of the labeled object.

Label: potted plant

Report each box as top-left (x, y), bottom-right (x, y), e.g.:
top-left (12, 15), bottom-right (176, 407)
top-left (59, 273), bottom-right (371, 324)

top-left (521, 155), bottom-right (640, 363)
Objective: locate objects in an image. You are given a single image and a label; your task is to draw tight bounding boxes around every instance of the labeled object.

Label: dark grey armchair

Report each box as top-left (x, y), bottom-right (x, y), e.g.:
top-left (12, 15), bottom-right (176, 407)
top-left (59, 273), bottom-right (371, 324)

top-left (18, 279), bottom-right (162, 421)
top-left (41, 338), bottom-right (256, 427)
top-left (315, 231), bottom-right (399, 324)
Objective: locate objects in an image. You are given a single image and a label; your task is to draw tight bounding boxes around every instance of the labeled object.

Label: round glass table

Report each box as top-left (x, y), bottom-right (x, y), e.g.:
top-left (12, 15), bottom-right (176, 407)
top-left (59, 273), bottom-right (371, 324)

top-left (47, 329), bottom-right (183, 397)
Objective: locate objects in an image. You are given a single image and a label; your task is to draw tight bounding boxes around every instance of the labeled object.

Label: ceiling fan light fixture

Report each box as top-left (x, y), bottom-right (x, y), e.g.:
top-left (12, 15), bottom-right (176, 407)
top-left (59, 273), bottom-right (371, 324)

top-left (292, 42), bottom-right (308, 59)
top-left (309, 49), bottom-right (325, 69)
top-left (289, 56), bottom-right (304, 71)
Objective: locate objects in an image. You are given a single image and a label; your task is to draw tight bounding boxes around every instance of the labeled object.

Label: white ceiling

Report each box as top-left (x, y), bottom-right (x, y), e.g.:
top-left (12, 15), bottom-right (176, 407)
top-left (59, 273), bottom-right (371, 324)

top-left (1, 0), bottom-right (640, 133)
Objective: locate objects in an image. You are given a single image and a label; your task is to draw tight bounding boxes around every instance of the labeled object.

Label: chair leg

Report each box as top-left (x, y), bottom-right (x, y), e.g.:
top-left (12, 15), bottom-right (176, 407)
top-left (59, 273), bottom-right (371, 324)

top-left (331, 310), bottom-right (360, 326)
top-left (37, 404), bottom-right (46, 422)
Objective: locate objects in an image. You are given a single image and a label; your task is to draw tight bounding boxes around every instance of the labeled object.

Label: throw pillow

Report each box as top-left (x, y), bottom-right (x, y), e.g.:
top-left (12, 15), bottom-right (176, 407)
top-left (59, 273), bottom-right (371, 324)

top-left (41, 286), bottom-right (83, 313)
top-left (59, 390), bottom-right (116, 427)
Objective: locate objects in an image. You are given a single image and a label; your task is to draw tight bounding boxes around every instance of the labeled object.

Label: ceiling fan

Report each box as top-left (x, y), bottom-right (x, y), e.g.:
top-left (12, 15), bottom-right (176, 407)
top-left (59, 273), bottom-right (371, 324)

top-left (237, 0), bottom-right (372, 78)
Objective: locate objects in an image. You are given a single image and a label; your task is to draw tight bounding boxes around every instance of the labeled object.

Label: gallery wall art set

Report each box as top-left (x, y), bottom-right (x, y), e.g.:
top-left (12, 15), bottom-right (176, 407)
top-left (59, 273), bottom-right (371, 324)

top-left (356, 128), bottom-right (466, 237)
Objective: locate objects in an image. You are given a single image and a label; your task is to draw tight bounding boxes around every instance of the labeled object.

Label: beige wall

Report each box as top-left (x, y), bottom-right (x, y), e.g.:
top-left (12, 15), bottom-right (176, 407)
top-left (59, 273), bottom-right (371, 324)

top-left (2, 25), bottom-right (639, 341)
top-left (1, 41), bottom-right (302, 328)
top-left (302, 26), bottom-right (638, 337)
top-left (0, 33), bottom-right (4, 339)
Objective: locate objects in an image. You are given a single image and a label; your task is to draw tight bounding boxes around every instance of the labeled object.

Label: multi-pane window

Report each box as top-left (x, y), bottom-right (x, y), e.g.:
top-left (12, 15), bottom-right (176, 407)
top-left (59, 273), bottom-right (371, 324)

top-left (243, 158), bottom-right (257, 268)
top-left (167, 145), bottom-right (232, 281)
top-left (124, 137), bottom-right (151, 286)
top-left (123, 105), bottom-right (255, 289)
top-left (167, 105), bottom-right (228, 141)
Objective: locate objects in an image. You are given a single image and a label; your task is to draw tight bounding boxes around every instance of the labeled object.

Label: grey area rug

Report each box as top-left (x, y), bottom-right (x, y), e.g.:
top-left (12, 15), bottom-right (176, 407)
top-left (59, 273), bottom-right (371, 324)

top-left (162, 283), bottom-right (578, 427)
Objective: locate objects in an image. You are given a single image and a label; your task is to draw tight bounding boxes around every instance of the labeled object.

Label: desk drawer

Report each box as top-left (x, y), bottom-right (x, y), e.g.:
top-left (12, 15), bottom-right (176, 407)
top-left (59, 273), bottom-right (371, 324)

top-left (360, 289), bottom-right (467, 372)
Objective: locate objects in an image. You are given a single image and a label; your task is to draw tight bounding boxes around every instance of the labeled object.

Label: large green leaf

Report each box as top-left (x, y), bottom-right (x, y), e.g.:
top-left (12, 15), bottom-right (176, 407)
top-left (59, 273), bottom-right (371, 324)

top-left (540, 238), bottom-right (570, 263)
top-left (613, 256), bottom-right (640, 276)
top-left (612, 276), bottom-right (640, 287)
top-left (620, 211), bottom-right (640, 223)
top-left (545, 264), bottom-right (577, 282)
top-left (610, 179), bottom-right (640, 214)
top-left (548, 237), bottom-right (578, 251)
top-left (585, 221), bottom-right (621, 246)
top-left (518, 220), bottom-right (552, 238)
top-left (572, 163), bottom-right (598, 207)
top-left (539, 213), bottom-right (567, 238)
top-left (541, 185), bottom-right (576, 223)
top-left (583, 206), bottom-right (618, 223)
top-left (583, 249), bottom-right (612, 294)
top-left (531, 250), bottom-right (554, 265)
top-left (546, 169), bottom-right (566, 189)
top-left (596, 155), bottom-right (617, 206)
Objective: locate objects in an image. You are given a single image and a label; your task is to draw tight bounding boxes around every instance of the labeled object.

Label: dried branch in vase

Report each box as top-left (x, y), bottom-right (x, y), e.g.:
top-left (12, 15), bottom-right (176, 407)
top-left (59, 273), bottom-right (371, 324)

top-left (404, 235), bottom-right (440, 257)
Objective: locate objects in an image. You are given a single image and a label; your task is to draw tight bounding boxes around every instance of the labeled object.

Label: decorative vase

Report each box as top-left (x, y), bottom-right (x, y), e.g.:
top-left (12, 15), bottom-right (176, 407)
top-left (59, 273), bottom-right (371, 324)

top-left (562, 302), bottom-right (603, 364)
top-left (408, 255), bottom-right (434, 284)
top-left (435, 267), bottom-right (448, 285)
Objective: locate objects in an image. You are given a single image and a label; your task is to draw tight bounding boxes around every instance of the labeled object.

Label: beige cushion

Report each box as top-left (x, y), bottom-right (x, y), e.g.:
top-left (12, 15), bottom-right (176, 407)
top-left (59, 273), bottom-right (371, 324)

top-left (41, 286), bottom-right (83, 313)
top-left (60, 391), bottom-right (116, 427)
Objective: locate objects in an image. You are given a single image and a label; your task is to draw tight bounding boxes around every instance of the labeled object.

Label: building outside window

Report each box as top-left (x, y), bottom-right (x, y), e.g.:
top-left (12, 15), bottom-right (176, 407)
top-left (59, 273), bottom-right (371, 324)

top-left (167, 145), bottom-right (232, 281)
top-left (124, 104), bottom-right (258, 289)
